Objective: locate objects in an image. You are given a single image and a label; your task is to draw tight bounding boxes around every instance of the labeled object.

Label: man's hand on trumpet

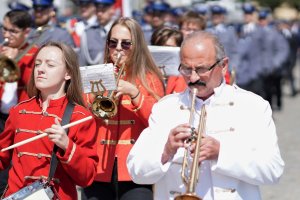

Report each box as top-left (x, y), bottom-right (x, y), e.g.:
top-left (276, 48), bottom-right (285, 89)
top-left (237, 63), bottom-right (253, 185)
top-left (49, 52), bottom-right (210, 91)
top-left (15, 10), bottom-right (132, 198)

top-left (161, 123), bottom-right (191, 164)
top-left (161, 123), bottom-right (220, 164)
top-left (189, 134), bottom-right (220, 163)
top-left (1, 46), bottom-right (18, 59)
top-left (44, 118), bottom-right (70, 151)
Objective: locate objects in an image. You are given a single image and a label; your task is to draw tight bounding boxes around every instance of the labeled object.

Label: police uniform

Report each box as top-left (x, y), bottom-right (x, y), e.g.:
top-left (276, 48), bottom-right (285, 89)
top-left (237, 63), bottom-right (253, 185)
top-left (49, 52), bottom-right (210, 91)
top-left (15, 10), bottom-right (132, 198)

top-left (259, 11), bottom-right (289, 109)
top-left (83, 73), bottom-right (164, 199)
top-left (78, 23), bottom-right (106, 66)
top-left (206, 5), bottom-right (239, 84)
top-left (127, 83), bottom-right (284, 200)
top-left (30, 0), bottom-right (75, 48)
top-left (206, 5), bottom-right (239, 72)
top-left (0, 96), bottom-right (98, 200)
top-left (78, 0), bottom-right (115, 66)
top-left (278, 20), bottom-right (299, 97)
top-left (236, 4), bottom-right (265, 97)
top-left (65, 0), bottom-right (98, 47)
top-left (142, 1), bottom-right (171, 44)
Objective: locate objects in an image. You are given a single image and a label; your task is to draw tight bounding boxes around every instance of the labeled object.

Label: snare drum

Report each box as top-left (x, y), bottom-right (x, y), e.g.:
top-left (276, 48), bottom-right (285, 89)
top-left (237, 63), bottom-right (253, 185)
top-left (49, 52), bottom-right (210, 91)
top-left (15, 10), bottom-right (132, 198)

top-left (3, 180), bottom-right (55, 200)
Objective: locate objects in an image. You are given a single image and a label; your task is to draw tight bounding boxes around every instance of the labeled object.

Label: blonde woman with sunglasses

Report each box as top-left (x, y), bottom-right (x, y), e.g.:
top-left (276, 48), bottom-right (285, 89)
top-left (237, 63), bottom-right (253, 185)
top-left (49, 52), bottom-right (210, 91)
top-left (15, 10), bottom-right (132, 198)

top-left (83, 17), bottom-right (165, 200)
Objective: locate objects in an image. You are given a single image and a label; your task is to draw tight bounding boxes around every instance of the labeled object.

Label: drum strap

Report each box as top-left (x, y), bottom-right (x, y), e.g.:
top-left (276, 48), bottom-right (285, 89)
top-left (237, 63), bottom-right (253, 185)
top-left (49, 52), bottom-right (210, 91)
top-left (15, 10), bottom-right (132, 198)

top-left (47, 102), bottom-right (75, 183)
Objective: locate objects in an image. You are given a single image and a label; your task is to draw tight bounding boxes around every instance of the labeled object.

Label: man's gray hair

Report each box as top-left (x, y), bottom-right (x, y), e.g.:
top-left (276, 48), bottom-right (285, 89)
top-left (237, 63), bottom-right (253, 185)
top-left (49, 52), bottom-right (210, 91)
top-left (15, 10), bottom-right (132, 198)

top-left (181, 31), bottom-right (226, 62)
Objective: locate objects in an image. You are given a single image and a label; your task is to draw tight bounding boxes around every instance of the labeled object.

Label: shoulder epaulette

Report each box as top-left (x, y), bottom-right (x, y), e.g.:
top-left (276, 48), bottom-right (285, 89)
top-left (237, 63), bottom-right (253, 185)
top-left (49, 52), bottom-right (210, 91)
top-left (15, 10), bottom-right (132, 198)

top-left (14, 96), bottom-right (36, 108)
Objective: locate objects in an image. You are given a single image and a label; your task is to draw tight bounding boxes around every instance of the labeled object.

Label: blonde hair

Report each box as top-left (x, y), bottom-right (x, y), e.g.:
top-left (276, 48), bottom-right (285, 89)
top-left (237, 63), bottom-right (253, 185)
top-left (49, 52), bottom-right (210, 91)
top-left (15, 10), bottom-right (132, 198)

top-left (104, 17), bottom-right (164, 99)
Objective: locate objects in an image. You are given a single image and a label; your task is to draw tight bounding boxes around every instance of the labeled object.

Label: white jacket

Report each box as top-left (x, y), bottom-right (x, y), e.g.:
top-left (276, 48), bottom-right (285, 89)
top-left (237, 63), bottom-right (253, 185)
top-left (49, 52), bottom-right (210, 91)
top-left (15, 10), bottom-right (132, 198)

top-left (127, 83), bottom-right (284, 200)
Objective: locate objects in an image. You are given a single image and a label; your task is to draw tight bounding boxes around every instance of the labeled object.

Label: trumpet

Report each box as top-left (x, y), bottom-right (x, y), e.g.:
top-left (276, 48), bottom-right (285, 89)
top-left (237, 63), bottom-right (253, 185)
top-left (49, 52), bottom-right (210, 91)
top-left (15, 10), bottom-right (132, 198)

top-left (0, 26), bottom-right (46, 82)
top-left (1, 38), bottom-right (9, 46)
top-left (91, 53), bottom-right (125, 119)
top-left (0, 38), bottom-right (20, 82)
top-left (175, 88), bottom-right (207, 200)
top-left (229, 67), bottom-right (236, 85)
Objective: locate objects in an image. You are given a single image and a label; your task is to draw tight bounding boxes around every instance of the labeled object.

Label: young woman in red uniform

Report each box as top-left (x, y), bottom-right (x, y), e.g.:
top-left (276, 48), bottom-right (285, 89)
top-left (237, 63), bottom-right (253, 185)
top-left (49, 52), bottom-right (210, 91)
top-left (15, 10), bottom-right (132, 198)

top-left (0, 42), bottom-right (98, 200)
top-left (82, 17), bottom-right (165, 200)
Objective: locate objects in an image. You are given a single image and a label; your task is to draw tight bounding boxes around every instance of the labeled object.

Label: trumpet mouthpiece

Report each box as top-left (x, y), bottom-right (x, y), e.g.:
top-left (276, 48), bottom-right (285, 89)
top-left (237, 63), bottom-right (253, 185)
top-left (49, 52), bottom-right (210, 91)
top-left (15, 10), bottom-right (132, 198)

top-left (1, 38), bottom-right (9, 46)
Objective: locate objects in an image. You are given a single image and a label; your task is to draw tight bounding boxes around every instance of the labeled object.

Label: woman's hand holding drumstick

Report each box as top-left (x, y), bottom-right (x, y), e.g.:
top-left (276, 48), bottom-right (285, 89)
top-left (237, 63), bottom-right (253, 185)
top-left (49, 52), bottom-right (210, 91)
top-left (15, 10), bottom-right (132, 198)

top-left (1, 116), bottom-right (93, 152)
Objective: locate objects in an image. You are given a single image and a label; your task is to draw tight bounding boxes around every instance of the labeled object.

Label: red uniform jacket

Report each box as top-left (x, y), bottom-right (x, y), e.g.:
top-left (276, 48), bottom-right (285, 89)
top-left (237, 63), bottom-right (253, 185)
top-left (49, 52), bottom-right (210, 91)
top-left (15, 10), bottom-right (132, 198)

top-left (0, 96), bottom-right (98, 200)
top-left (87, 73), bottom-right (164, 182)
top-left (166, 75), bottom-right (187, 95)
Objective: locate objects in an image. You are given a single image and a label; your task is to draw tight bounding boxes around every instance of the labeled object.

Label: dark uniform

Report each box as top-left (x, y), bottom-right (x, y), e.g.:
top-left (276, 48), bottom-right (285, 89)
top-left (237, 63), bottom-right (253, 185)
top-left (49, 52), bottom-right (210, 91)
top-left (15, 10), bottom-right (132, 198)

top-left (258, 11), bottom-right (289, 110)
top-left (206, 5), bottom-right (239, 82)
top-left (236, 4), bottom-right (265, 97)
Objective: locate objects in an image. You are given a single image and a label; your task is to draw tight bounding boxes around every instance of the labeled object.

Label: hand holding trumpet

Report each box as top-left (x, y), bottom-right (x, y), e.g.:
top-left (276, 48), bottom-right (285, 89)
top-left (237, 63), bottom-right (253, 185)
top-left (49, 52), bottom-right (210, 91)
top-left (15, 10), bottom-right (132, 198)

top-left (1, 46), bottom-right (19, 59)
top-left (161, 123), bottom-right (220, 164)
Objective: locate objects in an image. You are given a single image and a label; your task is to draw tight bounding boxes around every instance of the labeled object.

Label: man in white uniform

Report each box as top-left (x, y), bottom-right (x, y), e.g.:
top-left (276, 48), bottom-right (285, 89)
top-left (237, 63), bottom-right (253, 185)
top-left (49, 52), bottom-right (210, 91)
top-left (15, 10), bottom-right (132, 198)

top-left (127, 31), bottom-right (284, 200)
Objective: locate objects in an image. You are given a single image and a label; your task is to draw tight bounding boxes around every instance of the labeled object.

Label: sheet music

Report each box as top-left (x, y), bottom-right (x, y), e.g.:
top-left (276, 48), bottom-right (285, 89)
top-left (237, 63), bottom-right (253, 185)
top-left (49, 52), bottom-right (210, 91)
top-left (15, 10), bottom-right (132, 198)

top-left (80, 63), bottom-right (116, 93)
top-left (148, 45), bottom-right (180, 76)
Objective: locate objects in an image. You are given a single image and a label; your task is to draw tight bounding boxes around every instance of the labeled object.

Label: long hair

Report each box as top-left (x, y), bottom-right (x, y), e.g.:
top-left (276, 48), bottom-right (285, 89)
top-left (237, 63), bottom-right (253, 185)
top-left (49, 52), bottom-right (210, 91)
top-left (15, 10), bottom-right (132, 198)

top-left (27, 41), bottom-right (85, 107)
top-left (104, 17), bottom-right (164, 99)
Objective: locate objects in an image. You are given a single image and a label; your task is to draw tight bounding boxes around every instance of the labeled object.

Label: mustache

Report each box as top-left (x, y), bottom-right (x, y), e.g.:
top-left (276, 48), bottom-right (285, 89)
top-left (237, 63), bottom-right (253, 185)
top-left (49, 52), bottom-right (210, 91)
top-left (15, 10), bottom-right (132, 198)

top-left (188, 80), bottom-right (206, 87)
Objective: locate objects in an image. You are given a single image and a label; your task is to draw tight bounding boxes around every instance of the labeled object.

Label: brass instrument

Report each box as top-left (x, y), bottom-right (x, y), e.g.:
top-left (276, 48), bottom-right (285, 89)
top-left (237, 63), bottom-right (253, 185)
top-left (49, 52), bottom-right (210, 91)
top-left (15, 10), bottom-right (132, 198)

top-left (0, 26), bottom-right (45, 82)
top-left (90, 53), bottom-right (125, 119)
top-left (175, 88), bottom-right (207, 200)
top-left (0, 38), bottom-right (19, 82)
top-left (229, 67), bottom-right (236, 85)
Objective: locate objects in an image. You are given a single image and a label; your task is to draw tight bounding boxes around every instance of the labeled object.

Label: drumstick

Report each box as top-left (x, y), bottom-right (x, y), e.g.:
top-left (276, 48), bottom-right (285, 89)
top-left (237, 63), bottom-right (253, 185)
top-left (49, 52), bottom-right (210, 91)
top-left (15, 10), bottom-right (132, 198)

top-left (1, 116), bottom-right (93, 152)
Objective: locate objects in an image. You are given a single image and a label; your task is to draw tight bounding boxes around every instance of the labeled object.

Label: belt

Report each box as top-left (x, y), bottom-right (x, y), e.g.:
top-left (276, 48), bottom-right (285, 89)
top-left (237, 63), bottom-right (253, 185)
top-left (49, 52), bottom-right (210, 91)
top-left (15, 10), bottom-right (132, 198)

top-left (103, 119), bottom-right (135, 125)
top-left (100, 139), bottom-right (135, 145)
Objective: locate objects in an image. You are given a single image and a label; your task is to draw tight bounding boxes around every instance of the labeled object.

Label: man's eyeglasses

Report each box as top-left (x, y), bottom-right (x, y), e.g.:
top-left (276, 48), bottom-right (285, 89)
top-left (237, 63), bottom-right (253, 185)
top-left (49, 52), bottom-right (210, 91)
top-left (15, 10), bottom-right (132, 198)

top-left (1, 26), bottom-right (22, 35)
top-left (107, 39), bottom-right (133, 50)
top-left (179, 58), bottom-right (224, 76)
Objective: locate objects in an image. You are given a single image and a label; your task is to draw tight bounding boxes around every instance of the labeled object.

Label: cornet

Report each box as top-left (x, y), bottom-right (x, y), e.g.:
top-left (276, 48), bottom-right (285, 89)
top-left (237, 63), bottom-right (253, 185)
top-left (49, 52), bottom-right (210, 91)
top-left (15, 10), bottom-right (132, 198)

top-left (0, 26), bottom-right (46, 82)
top-left (175, 88), bottom-right (207, 200)
top-left (90, 53), bottom-right (125, 119)
top-left (0, 38), bottom-right (20, 82)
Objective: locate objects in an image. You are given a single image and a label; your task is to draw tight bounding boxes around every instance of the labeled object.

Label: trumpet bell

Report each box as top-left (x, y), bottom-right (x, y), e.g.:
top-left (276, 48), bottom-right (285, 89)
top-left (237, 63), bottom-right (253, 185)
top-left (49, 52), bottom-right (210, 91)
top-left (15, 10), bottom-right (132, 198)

top-left (92, 95), bottom-right (117, 119)
top-left (0, 56), bottom-right (20, 82)
top-left (174, 193), bottom-right (202, 200)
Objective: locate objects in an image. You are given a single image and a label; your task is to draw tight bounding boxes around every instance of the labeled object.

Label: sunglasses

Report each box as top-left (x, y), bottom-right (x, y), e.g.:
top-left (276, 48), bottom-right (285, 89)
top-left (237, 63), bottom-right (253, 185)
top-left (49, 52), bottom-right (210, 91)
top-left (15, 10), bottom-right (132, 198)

top-left (107, 39), bottom-right (132, 50)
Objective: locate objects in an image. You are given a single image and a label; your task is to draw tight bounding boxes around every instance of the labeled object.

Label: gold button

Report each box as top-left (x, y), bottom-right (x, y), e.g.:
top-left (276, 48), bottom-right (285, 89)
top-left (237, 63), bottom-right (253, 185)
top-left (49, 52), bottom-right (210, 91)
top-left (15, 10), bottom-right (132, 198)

top-left (130, 139), bottom-right (135, 144)
top-left (37, 153), bottom-right (42, 159)
top-left (100, 140), bottom-right (105, 145)
top-left (43, 112), bottom-right (48, 116)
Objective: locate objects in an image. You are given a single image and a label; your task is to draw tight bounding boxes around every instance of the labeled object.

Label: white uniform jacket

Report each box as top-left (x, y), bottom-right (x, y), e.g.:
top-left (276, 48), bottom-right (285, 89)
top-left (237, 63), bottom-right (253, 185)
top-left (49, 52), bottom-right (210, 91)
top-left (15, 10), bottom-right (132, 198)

top-left (127, 83), bottom-right (284, 200)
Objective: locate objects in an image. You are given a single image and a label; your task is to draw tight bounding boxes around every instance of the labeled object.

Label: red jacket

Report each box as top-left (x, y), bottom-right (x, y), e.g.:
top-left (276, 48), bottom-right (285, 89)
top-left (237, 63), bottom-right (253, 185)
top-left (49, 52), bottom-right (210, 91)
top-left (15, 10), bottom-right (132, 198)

top-left (166, 75), bottom-right (187, 95)
top-left (86, 73), bottom-right (164, 182)
top-left (0, 96), bottom-right (98, 200)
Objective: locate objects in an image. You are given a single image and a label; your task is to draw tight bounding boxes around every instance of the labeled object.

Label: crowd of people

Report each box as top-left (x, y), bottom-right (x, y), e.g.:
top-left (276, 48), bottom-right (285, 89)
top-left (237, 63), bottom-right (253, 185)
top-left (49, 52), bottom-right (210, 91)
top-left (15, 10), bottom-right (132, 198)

top-left (0, 0), bottom-right (296, 199)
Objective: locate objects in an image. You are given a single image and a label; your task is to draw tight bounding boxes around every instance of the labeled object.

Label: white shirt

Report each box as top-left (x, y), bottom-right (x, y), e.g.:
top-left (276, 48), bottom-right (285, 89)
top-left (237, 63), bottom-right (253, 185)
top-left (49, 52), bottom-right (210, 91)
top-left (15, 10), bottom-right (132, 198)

top-left (1, 82), bottom-right (18, 114)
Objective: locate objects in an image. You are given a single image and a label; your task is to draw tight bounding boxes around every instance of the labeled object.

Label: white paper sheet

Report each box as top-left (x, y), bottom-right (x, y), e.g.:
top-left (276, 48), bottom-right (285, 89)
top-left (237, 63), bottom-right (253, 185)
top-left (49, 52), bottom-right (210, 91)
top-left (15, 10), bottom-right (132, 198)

top-left (80, 63), bottom-right (116, 93)
top-left (148, 45), bottom-right (180, 76)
